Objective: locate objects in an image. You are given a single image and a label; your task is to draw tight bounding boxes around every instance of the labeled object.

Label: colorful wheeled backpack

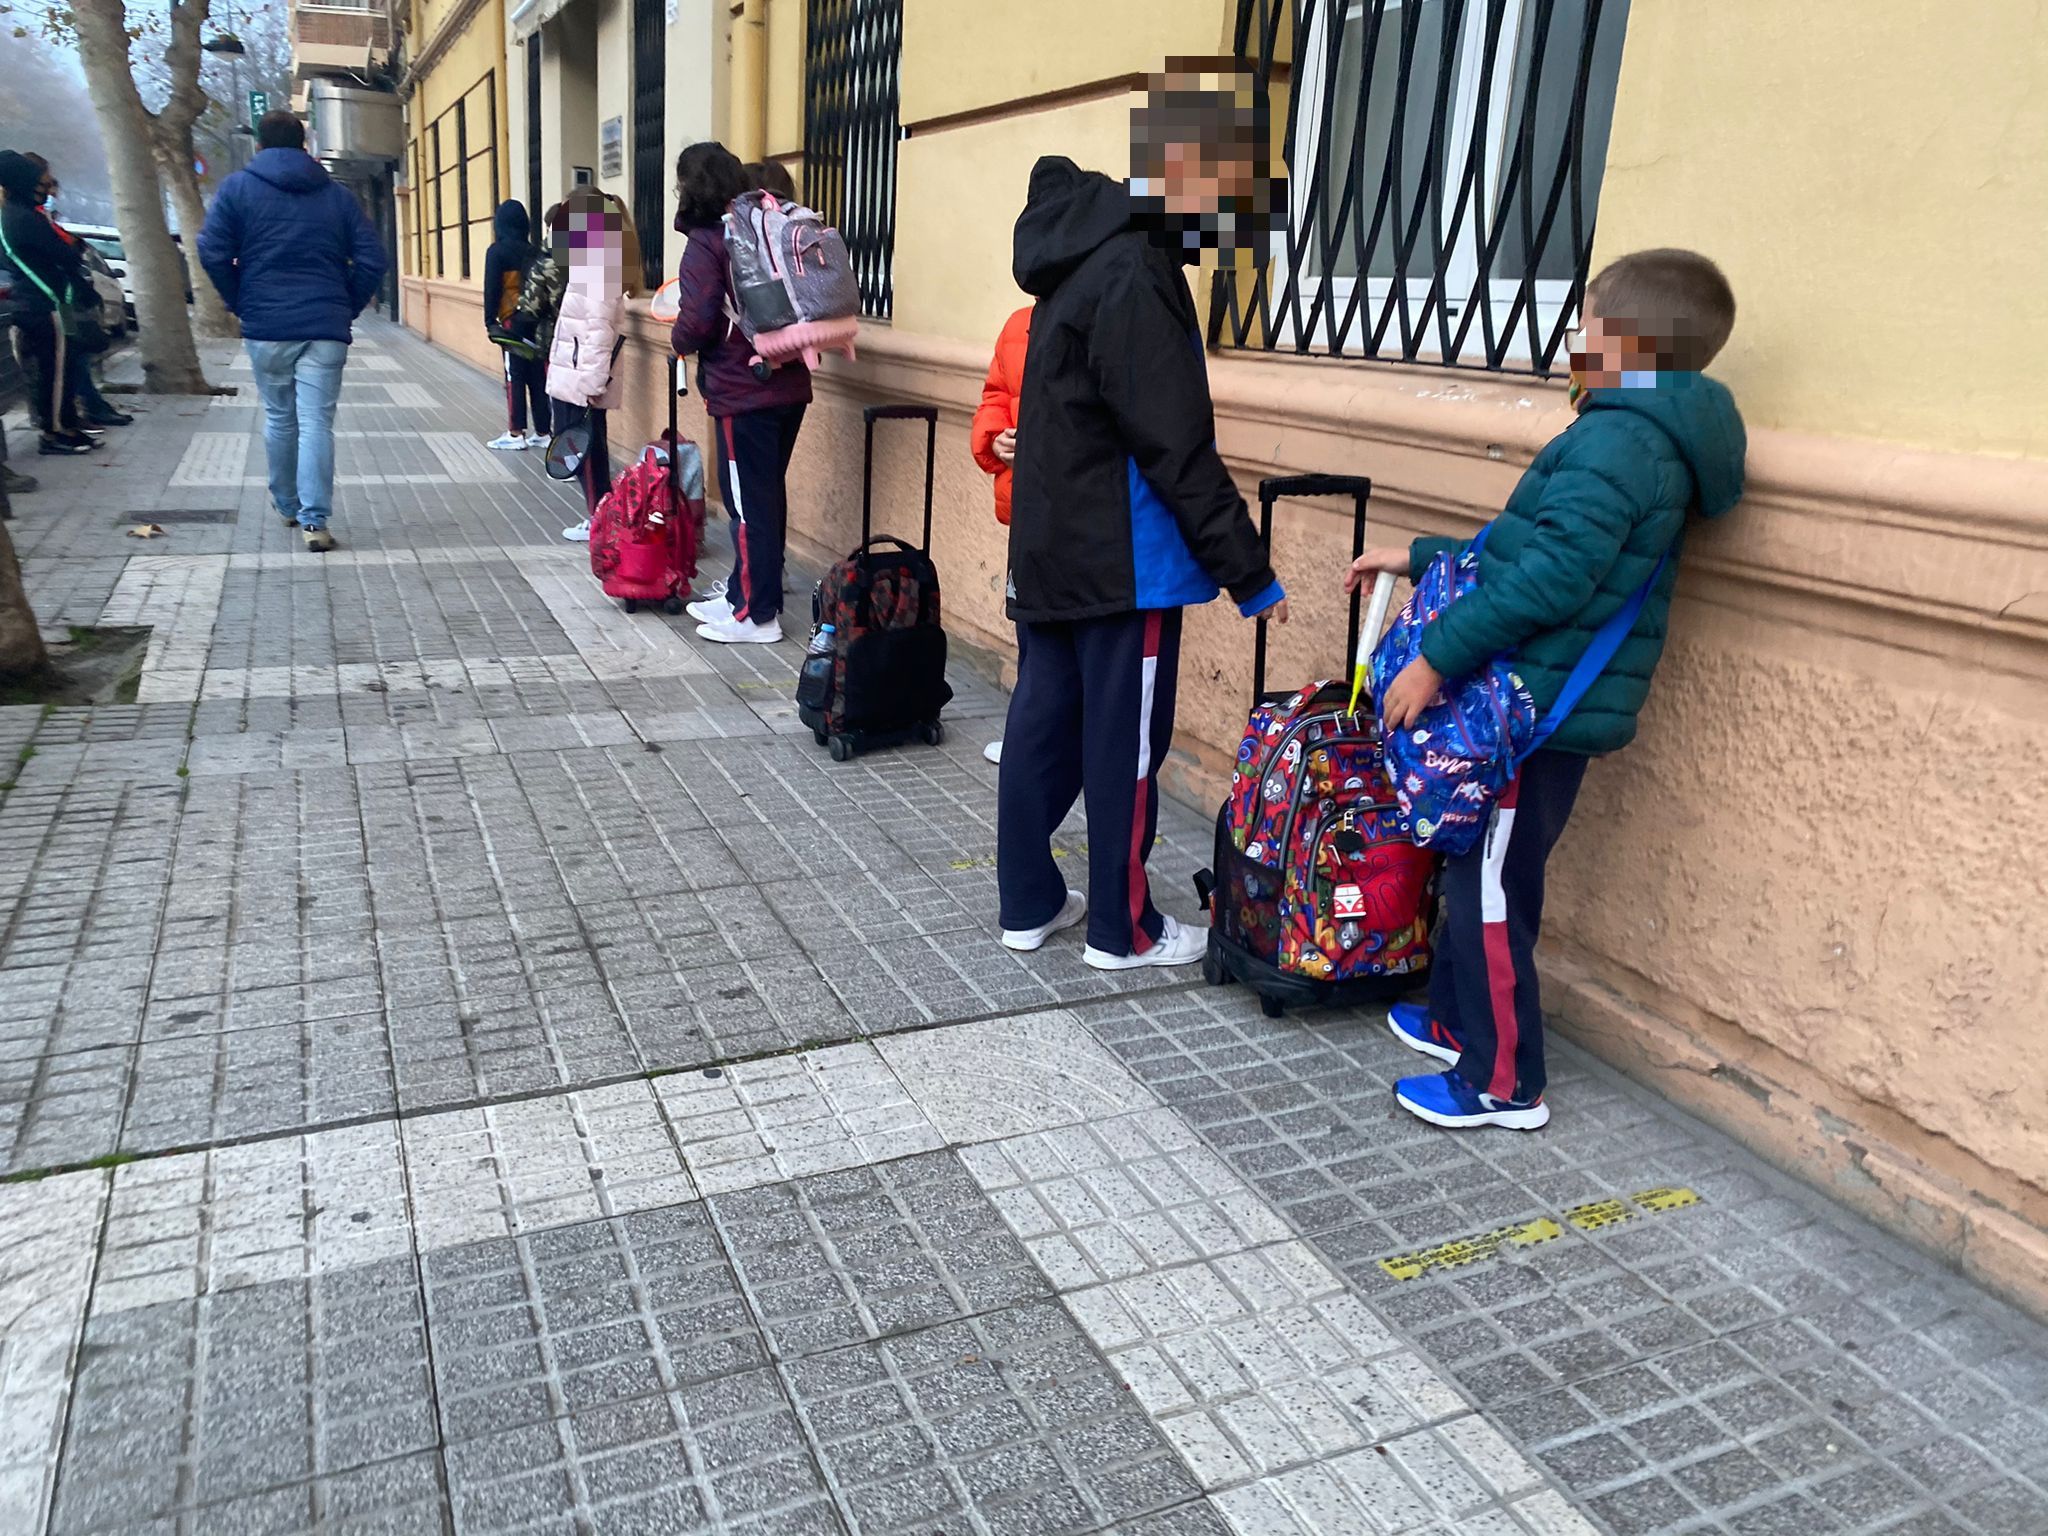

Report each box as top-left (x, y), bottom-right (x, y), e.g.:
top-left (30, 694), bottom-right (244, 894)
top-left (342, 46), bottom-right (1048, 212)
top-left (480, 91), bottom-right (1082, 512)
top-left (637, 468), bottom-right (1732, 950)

top-left (1196, 476), bottom-right (1436, 1017)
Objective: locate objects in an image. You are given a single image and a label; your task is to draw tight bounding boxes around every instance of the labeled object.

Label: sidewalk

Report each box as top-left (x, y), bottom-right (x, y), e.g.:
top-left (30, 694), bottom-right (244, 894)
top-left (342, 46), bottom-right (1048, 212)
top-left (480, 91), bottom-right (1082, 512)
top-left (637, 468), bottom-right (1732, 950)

top-left (0, 320), bottom-right (2043, 1536)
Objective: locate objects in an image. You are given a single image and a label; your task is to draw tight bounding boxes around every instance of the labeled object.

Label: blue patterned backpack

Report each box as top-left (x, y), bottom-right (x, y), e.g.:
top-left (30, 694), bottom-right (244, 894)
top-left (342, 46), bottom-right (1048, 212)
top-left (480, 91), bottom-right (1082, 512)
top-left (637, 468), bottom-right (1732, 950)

top-left (1371, 527), bottom-right (1666, 856)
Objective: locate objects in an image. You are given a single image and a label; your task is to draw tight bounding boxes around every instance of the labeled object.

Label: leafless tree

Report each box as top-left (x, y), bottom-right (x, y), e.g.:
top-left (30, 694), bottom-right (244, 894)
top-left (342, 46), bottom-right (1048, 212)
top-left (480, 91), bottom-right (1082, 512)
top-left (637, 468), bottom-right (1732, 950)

top-left (66, 0), bottom-right (210, 391)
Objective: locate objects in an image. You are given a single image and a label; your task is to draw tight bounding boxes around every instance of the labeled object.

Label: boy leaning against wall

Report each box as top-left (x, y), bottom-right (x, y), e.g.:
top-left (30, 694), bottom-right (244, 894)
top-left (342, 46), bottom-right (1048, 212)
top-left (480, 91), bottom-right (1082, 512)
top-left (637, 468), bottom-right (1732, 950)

top-left (1346, 249), bottom-right (1749, 1132)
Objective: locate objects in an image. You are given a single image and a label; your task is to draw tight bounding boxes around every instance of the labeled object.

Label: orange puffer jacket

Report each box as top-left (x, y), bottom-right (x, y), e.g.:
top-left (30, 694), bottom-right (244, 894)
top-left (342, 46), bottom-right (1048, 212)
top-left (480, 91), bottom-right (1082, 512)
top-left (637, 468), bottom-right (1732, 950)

top-left (969, 305), bottom-right (1030, 526)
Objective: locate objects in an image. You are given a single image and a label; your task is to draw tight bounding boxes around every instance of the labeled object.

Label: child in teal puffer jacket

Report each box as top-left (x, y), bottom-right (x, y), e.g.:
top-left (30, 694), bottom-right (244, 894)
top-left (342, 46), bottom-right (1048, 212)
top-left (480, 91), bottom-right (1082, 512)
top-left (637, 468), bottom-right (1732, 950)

top-left (1345, 248), bottom-right (1748, 1132)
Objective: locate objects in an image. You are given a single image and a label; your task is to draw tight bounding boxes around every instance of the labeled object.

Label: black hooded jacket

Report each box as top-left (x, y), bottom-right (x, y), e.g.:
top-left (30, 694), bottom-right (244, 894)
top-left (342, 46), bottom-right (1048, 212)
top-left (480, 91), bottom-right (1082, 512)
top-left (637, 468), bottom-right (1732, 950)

top-left (1006, 156), bottom-right (1278, 623)
top-left (483, 200), bottom-right (536, 330)
top-left (0, 150), bottom-right (86, 321)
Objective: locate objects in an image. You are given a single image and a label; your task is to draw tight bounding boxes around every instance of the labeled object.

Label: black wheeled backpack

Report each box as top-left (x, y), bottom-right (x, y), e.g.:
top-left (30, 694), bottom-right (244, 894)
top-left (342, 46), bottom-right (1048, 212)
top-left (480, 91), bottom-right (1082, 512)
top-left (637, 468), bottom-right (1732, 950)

top-left (796, 404), bottom-right (954, 761)
top-left (1194, 475), bottom-right (1438, 1016)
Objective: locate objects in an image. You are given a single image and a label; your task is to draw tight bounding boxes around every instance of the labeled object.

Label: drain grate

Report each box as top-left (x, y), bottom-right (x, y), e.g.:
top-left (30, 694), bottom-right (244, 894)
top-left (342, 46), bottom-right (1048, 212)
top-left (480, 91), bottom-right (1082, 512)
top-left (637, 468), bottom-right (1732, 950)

top-left (119, 509), bottom-right (238, 524)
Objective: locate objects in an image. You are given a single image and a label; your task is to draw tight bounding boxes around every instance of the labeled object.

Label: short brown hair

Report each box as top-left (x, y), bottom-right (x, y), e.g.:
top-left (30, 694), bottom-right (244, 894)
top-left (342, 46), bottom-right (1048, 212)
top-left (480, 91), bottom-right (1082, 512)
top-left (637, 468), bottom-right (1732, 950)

top-left (743, 161), bottom-right (797, 202)
top-left (1585, 249), bottom-right (1736, 370)
top-left (256, 110), bottom-right (306, 151)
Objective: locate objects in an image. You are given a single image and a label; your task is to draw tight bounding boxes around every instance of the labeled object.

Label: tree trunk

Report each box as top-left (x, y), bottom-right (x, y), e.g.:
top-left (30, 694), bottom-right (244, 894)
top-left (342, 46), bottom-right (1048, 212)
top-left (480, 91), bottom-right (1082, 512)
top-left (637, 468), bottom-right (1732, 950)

top-left (0, 514), bottom-right (51, 682)
top-left (71, 0), bottom-right (210, 394)
top-left (155, 133), bottom-right (236, 340)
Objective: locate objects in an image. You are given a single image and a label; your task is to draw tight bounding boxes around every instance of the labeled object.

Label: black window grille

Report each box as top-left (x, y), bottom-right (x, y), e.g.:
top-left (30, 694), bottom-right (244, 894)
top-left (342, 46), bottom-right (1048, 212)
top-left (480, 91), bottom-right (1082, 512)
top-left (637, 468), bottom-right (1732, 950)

top-left (527, 35), bottom-right (543, 222)
top-left (631, 0), bottom-right (666, 291)
top-left (417, 73), bottom-right (503, 281)
top-left (1216, 0), bottom-right (1632, 375)
top-left (803, 0), bottom-right (901, 318)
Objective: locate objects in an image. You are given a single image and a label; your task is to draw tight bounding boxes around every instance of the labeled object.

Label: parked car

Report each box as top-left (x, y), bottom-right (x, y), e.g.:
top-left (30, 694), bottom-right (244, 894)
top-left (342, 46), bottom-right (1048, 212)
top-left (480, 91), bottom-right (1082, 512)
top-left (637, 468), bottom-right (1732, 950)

top-left (78, 243), bottom-right (129, 338)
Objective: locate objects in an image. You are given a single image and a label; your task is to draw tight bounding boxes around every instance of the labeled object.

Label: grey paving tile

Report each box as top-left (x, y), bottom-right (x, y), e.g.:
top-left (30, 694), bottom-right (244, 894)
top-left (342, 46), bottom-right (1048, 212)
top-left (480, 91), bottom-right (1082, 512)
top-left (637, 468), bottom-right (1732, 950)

top-left (120, 1013), bottom-right (395, 1153)
top-left (781, 1301), bottom-right (1203, 1535)
top-left (422, 1201), bottom-right (767, 1441)
top-left (50, 1257), bottom-right (435, 1532)
top-left (442, 1372), bottom-right (843, 1534)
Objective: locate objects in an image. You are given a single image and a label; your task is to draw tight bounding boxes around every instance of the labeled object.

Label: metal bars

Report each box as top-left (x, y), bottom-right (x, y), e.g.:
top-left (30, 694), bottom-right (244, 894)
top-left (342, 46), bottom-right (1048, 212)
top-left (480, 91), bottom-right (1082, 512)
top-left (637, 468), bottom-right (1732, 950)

top-left (527, 35), bottom-right (543, 223)
top-left (1215, 0), bottom-right (1630, 374)
top-left (803, 0), bottom-right (902, 318)
top-left (632, 0), bottom-right (667, 291)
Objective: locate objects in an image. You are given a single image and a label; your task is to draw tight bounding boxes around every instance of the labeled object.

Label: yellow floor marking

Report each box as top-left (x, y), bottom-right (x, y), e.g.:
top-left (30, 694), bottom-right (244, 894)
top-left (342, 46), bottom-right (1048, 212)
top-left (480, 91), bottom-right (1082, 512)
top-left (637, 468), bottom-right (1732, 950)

top-left (1378, 1189), bottom-right (1703, 1281)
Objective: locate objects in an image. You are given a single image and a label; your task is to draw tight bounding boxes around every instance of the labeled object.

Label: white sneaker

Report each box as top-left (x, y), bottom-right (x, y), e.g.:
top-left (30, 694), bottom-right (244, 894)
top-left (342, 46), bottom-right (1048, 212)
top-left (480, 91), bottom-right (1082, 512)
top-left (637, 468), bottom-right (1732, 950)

top-left (487, 432), bottom-right (527, 451)
top-left (1085, 915), bottom-right (1209, 971)
top-left (1001, 890), bottom-right (1085, 952)
top-left (562, 519), bottom-right (591, 542)
top-left (686, 593), bottom-right (734, 625)
top-left (983, 740), bottom-right (1003, 765)
top-left (696, 616), bottom-right (783, 645)
top-left (526, 432), bottom-right (550, 449)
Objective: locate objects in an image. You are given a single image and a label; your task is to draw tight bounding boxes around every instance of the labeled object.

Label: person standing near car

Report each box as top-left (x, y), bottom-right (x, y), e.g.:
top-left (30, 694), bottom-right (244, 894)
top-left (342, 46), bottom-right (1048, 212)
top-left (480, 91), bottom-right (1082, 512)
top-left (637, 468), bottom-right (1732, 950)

top-left (198, 110), bottom-right (387, 553)
top-left (23, 156), bottom-right (132, 430)
top-left (0, 149), bottom-right (95, 455)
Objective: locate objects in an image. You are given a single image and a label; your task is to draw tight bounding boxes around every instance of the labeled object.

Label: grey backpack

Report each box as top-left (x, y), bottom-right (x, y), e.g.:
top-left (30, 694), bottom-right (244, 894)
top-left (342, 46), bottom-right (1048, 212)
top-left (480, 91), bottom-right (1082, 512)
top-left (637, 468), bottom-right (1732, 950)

top-left (723, 191), bottom-right (861, 343)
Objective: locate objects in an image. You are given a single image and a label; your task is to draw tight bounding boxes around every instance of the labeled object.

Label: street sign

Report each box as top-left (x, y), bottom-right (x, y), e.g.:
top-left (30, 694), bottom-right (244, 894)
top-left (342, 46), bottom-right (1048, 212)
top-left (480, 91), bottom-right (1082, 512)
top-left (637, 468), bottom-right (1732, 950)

top-left (248, 90), bottom-right (269, 131)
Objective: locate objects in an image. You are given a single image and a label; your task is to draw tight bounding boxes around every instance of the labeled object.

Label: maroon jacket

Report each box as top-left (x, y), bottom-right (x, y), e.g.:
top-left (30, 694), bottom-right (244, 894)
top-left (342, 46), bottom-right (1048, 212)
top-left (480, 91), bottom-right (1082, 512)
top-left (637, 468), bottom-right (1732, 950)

top-left (669, 222), bottom-right (813, 417)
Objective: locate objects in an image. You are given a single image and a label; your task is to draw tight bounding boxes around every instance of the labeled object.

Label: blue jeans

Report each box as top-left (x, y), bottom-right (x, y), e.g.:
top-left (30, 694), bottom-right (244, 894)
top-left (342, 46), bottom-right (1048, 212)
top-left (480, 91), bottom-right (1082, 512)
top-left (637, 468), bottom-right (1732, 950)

top-left (246, 339), bottom-right (348, 530)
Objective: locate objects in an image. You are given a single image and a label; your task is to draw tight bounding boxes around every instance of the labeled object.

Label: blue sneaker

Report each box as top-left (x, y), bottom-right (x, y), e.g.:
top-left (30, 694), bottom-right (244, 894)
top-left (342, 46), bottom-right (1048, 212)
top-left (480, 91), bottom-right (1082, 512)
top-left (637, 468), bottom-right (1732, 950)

top-left (1394, 1069), bottom-right (1550, 1131)
top-left (1387, 1001), bottom-right (1464, 1065)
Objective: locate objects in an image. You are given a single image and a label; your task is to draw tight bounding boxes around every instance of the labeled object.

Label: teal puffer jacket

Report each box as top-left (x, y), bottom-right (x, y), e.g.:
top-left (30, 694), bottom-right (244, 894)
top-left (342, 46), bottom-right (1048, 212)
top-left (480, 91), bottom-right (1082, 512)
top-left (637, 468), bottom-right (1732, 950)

top-left (1409, 373), bottom-right (1746, 756)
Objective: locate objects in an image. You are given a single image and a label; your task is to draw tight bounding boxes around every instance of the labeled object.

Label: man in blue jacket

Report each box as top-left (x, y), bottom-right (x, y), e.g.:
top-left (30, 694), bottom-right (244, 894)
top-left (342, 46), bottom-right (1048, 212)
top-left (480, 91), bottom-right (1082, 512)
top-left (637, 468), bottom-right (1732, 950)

top-left (198, 111), bottom-right (387, 552)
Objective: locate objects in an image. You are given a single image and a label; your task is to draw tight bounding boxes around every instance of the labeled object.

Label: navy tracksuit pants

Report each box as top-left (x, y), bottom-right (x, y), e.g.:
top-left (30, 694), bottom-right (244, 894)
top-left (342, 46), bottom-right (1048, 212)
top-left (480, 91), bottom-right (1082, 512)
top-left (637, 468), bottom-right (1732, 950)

top-left (714, 403), bottom-right (807, 624)
top-left (1427, 748), bottom-right (1588, 1102)
top-left (998, 608), bottom-right (1181, 957)
top-left (503, 352), bottom-right (550, 436)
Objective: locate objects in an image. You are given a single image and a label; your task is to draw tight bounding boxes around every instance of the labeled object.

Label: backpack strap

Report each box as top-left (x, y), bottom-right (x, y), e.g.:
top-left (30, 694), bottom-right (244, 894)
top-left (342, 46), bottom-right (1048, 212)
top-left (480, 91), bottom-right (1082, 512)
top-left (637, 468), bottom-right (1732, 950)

top-left (1522, 550), bottom-right (1669, 760)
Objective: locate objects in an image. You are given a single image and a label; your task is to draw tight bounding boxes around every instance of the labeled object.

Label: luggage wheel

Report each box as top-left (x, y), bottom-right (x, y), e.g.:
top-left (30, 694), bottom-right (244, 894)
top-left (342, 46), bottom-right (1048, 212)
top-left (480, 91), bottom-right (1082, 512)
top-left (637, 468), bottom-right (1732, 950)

top-left (622, 598), bottom-right (639, 614)
top-left (813, 728), bottom-right (829, 747)
top-left (1201, 945), bottom-right (1227, 988)
top-left (663, 596), bottom-right (685, 615)
top-left (1259, 994), bottom-right (1285, 1019)
top-left (916, 720), bottom-right (945, 747)
top-left (828, 736), bottom-right (853, 763)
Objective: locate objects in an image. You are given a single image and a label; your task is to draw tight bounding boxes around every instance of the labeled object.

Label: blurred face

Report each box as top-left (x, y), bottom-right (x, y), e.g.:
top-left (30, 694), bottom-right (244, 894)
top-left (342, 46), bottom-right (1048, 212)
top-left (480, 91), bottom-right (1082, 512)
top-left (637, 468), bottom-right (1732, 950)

top-left (1568, 307), bottom-right (1661, 389)
top-left (1128, 67), bottom-right (1280, 256)
top-left (1155, 139), bottom-right (1256, 217)
top-left (555, 202), bottom-right (625, 284)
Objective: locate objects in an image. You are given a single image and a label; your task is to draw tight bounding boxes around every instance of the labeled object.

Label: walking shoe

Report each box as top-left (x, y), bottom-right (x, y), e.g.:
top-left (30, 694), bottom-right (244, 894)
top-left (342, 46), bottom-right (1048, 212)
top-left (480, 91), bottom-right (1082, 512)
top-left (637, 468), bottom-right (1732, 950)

top-left (0, 467), bottom-right (36, 495)
top-left (983, 740), bottom-right (1003, 765)
top-left (38, 435), bottom-right (93, 456)
top-left (1387, 1001), bottom-right (1464, 1065)
top-left (1085, 916), bottom-right (1209, 971)
top-left (85, 409), bottom-right (134, 427)
top-left (526, 432), bottom-right (550, 449)
top-left (1394, 1069), bottom-right (1549, 1131)
top-left (303, 527), bottom-right (336, 553)
top-left (1000, 889), bottom-right (1085, 952)
top-left (685, 592), bottom-right (733, 625)
top-left (561, 519), bottom-right (591, 542)
top-left (695, 616), bottom-right (783, 645)
top-left (486, 432), bottom-right (527, 451)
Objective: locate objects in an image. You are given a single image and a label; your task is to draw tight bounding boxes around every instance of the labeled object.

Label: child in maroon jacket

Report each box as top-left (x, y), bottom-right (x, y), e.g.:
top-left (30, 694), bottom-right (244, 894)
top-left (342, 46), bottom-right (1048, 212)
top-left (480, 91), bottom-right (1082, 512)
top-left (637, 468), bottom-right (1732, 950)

top-left (668, 143), bottom-right (811, 645)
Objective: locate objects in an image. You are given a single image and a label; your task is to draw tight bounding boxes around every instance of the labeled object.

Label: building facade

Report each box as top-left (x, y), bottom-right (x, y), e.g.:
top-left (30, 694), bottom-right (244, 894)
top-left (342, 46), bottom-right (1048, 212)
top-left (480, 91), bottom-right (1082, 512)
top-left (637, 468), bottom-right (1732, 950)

top-left (400, 0), bottom-right (2048, 1316)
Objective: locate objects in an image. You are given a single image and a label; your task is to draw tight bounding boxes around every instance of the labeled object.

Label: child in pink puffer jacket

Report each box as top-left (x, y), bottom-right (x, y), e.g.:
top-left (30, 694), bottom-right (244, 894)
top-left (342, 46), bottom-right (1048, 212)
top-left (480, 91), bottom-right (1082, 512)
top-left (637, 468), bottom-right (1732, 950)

top-left (547, 189), bottom-right (643, 535)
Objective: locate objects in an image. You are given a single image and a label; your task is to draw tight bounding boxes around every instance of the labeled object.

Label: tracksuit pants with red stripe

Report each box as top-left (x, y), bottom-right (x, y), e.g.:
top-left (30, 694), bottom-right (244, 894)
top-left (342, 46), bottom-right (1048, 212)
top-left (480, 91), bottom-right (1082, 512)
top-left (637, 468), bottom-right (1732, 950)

top-left (713, 403), bottom-right (807, 624)
top-left (1430, 748), bottom-right (1589, 1103)
top-left (998, 608), bottom-right (1181, 957)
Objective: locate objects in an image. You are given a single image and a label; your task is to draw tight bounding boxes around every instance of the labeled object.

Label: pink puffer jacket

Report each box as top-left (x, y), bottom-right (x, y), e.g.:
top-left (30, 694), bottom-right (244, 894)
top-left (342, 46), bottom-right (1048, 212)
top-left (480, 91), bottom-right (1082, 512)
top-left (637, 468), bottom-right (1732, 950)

top-left (546, 258), bottom-right (625, 411)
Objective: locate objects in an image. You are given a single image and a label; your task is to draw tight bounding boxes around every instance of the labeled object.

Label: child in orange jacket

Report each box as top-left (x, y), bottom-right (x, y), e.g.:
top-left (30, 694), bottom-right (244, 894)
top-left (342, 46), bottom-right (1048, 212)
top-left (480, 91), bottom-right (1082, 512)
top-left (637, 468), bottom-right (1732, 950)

top-left (971, 304), bottom-right (1031, 764)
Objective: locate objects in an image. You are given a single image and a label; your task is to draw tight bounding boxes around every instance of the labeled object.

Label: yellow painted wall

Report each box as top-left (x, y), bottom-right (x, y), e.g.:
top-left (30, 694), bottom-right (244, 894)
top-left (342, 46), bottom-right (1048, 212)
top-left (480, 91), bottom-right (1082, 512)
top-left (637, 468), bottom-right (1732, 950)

top-left (405, 0), bottom-right (510, 283)
top-left (1596, 0), bottom-right (2048, 460)
top-left (892, 93), bottom-right (1136, 348)
top-left (764, 0), bottom-right (805, 158)
top-left (595, 0), bottom-right (631, 205)
top-left (899, 0), bottom-right (1229, 124)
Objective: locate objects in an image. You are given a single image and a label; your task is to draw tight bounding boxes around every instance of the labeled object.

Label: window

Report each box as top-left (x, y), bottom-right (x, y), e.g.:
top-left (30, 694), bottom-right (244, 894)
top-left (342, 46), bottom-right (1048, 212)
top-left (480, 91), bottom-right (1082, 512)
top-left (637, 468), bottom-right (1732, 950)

top-left (804, 0), bottom-right (902, 318)
top-left (1218, 0), bottom-right (1631, 374)
top-left (631, 0), bottom-right (666, 290)
top-left (527, 35), bottom-right (543, 222)
top-left (417, 73), bottom-right (503, 281)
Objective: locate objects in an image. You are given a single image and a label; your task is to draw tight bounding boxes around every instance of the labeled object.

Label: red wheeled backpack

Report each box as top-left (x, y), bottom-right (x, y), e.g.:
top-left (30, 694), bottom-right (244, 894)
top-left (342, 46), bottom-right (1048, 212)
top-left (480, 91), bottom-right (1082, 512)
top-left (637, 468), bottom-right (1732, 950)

top-left (1195, 475), bottom-right (1437, 1016)
top-left (588, 358), bottom-right (707, 613)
